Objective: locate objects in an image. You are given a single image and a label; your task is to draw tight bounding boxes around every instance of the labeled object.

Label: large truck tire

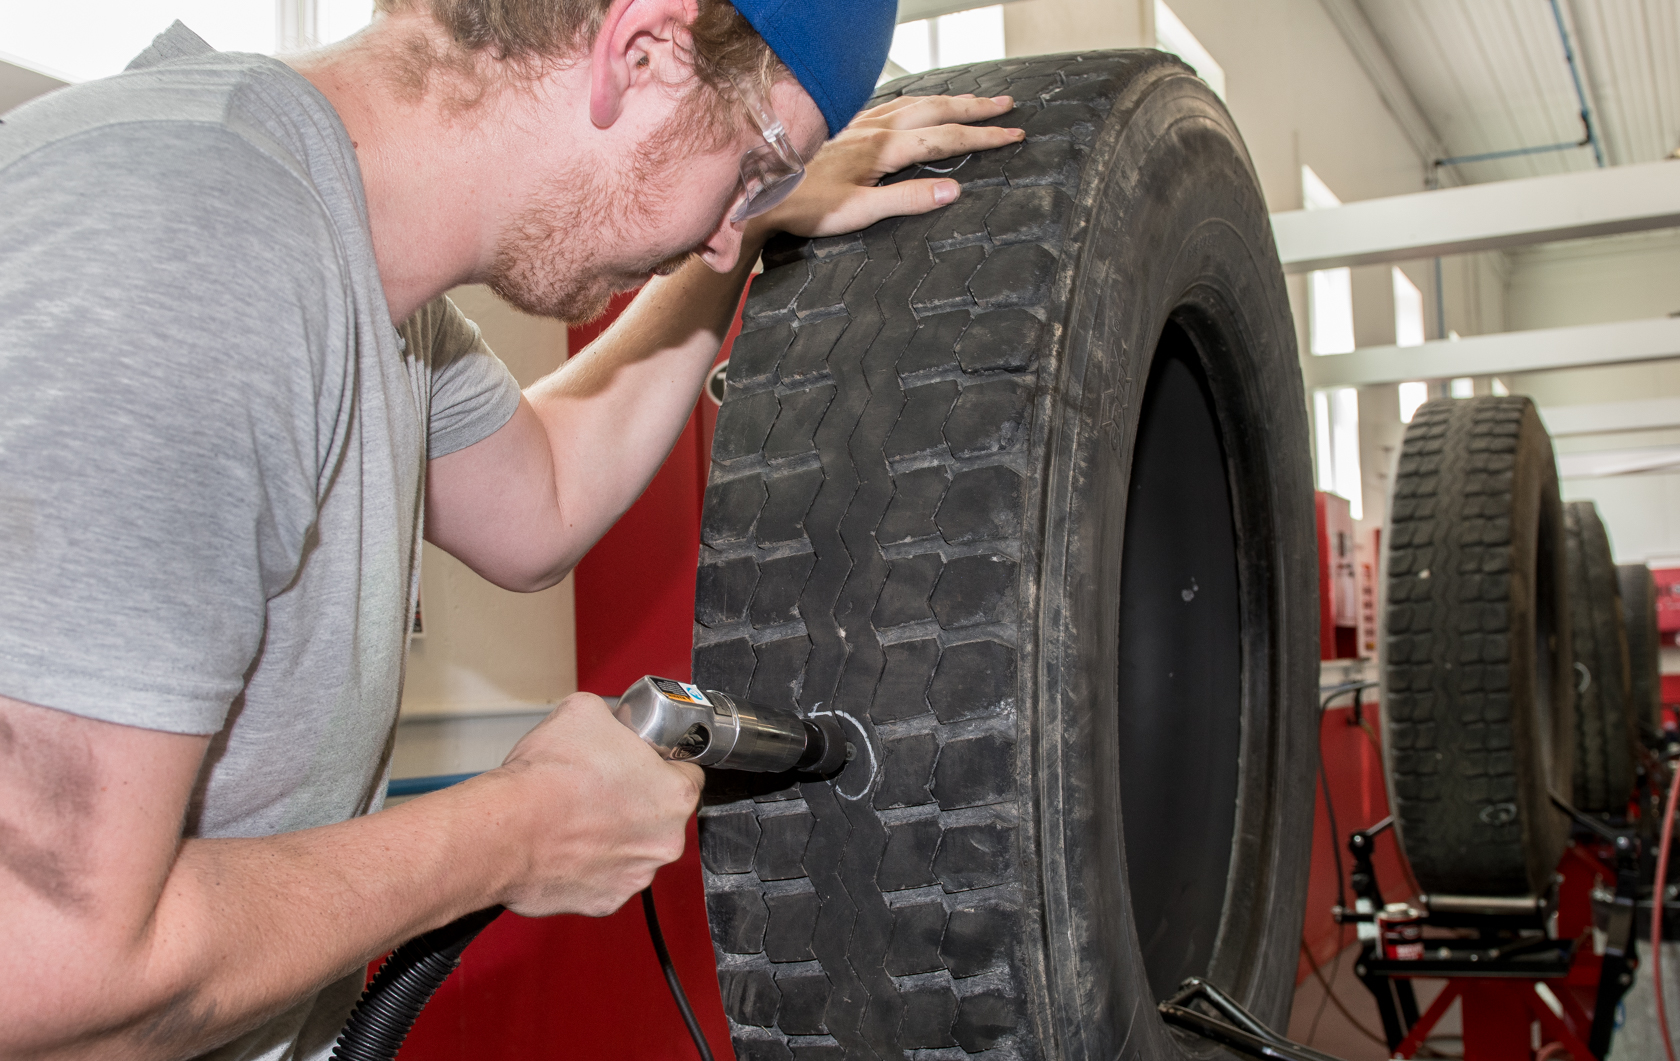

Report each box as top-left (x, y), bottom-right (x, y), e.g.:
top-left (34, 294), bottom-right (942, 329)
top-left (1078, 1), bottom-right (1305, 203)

top-left (1618, 562), bottom-right (1661, 741)
top-left (1566, 502), bottom-right (1635, 813)
top-left (692, 51), bottom-right (1318, 1061)
top-left (1382, 396), bottom-right (1574, 898)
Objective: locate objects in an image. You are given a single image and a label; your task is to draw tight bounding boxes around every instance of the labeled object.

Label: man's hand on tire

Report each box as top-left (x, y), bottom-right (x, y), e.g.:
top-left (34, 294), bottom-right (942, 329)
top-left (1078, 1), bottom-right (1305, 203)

top-left (752, 93), bottom-right (1026, 240)
top-left (488, 692), bottom-right (704, 918)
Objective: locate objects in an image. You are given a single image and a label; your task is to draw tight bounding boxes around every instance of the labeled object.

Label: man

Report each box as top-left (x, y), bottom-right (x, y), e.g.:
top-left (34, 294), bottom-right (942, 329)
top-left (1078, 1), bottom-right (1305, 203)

top-left (0, 0), bottom-right (1022, 1057)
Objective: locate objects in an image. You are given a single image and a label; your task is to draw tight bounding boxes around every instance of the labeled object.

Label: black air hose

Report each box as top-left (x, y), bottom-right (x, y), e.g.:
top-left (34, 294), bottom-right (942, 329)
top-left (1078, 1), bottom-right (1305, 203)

top-left (330, 905), bottom-right (504, 1061)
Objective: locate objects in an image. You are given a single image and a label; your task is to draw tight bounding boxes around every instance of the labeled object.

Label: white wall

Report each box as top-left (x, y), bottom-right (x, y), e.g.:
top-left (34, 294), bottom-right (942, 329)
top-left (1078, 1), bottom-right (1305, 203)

top-left (1500, 230), bottom-right (1680, 566)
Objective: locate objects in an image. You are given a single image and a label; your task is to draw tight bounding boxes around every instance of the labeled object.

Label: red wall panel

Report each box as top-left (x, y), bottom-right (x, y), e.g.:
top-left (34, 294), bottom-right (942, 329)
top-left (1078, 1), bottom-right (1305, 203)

top-left (398, 285), bottom-right (747, 1059)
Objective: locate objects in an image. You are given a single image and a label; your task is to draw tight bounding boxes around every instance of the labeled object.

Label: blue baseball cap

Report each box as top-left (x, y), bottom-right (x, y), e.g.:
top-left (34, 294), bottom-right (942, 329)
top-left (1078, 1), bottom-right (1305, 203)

top-left (730, 0), bottom-right (898, 137)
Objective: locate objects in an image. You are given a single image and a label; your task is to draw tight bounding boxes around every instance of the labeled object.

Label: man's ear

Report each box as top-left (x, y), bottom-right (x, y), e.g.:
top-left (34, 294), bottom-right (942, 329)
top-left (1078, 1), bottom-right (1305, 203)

top-left (588, 0), bottom-right (701, 129)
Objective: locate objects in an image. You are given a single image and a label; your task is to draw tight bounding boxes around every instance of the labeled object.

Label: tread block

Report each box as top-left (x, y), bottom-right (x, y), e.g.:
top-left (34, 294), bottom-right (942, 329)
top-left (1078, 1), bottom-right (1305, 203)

top-left (729, 323), bottom-right (796, 389)
top-left (714, 390), bottom-right (783, 462)
top-left (790, 1046), bottom-right (843, 1061)
top-left (878, 819), bottom-right (942, 891)
top-left (874, 731), bottom-right (940, 809)
top-left (934, 820), bottom-right (1014, 891)
top-left (969, 242), bottom-right (1058, 310)
top-left (764, 891), bottom-right (821, 962)
top-left (757, 467), bottom-right (826, 544)
top-left (885, 382), bottom-right (961, 460)
top-left (765, 384), bottom-right (836, 461)
top-left (750, 635), bottom-right (813, 708)
top-left (912, 245), bottom-right (988, 314)
top-left (900, 310), bottom-right (973, 375)
top-left (694, 638), bottom-right (758, 702)
top-left (986, 185), bottom-right (1071, 245)
top-left (940, 901), bottom-right (1012, 977)
top-left (898, 983), bottom-right (960, 1048)
top-left (937, 465), bottom-right (1024, 543)
top-left (774, 970), bottom-right (832, 1035)
top-left (885, 900), bottom-right (950, 976)
top-left (877, 466), bottom-right (952, 545)
top-left (701, 474), bottom-right (768, 546)
top-left (700, 808), bottom-right (762, 874)
top-left (873, 553), bottom-right (946, 627)
top-left (735, 1039), bottom-right (794, 1061)
top-left (755, 810), bottom-right (816, 881)
top-left (1004, 138), bottom-right (1082, 186)
top-left (745, 259), bottom-right (810, 326)
top-left (781, 316), bottom-right (851, 384)
top-left (925, 187), bottom-right (1007, 248)
top-left (794, 253), bottom-right (865, 318)
top-left (1022, 102), bottom-right (1099, 140)
top-left (944, 378), bottom-right (1034, 458)
top-left (872, 638), bottom-right (940, 723)
top-left (931, 555), bottom-right (1019, 629)
top-left (708, 889), bottom-right (770, 954)
top-left (946, 140), bottom-right (1024, 186)
top-left (696, 557), bottom-right (760, 627)
top-left (932, 732), bottom-right (1017, 809)
top-left (955, 308), bottom-right (1042, 373)
top-left (750, 553), bottom-right (817, 628)
top-left (720, 967), bottom-right (781, 1027)
top-left (953, 990), bottom-right (1023, 1052)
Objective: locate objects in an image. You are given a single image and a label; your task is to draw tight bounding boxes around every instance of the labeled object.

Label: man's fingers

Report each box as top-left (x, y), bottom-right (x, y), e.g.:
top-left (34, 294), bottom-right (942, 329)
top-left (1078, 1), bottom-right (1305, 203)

top-left (876, 123), bottom-right (1025, 173)
top-left (867, 93), bottom-right (1016, 131)
top-left (859, 178), bottom-right (963, 227)
top-left (666, 760), bottom-right (706, 803)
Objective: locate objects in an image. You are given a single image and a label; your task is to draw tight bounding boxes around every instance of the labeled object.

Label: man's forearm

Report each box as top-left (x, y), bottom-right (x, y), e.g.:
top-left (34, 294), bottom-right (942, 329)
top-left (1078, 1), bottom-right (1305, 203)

top-left (519, 240), bottom-right (766, 577)
top-left (12, 771), bottom-right (519, 1060)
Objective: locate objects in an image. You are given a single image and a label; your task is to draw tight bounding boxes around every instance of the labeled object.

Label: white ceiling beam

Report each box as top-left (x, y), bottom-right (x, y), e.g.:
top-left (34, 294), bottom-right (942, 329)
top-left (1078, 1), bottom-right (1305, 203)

top-left (1302, 316), bottom-right (1680, 390)
top-left (898, 0), bottom-right (992, 22)
top-left (1540, 397), bottom-right (1680, 437)
top-left (1313, 0), bottom-right (1449, 170)
top-left (1272, 159), bottom-right (1680, 272)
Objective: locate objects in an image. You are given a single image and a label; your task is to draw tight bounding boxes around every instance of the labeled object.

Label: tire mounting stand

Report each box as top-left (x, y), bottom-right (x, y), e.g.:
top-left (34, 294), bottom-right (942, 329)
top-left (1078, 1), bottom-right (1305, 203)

top-left (1338, 801), bottom-right (1640, 1060)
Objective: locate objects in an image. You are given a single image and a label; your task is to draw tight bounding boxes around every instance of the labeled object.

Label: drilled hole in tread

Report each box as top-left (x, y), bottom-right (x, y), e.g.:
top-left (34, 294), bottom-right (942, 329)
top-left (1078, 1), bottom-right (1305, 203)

top-left (1116, 319), bottom-right (1243, 1004)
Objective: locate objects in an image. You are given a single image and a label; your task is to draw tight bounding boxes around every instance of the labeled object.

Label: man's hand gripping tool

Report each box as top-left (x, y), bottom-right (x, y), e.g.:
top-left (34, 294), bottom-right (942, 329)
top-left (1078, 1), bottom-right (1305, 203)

top-left (615, 675), bottom-right (852, 775)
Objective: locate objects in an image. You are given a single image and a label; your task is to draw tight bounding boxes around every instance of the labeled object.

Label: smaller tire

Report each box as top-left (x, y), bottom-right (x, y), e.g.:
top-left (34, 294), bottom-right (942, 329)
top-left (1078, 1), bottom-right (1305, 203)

top-left (1618, 562), bottom-right (1662, 742)
top-left (1382, 396), bottom-right (1574, 898)
top-left (1566, 502), bottom-right (1636, 814)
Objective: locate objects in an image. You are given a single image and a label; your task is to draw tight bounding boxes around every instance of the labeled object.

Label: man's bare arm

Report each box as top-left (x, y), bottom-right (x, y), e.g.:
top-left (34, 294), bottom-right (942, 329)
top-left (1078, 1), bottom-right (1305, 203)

top-left (0, 692), bottom-right (702, 1060)
top-left (424, 94), bottom-right (1026, 590)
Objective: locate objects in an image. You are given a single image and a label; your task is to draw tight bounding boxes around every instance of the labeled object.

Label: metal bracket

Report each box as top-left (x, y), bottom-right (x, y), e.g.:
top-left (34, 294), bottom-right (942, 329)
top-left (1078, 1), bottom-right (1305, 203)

top-left (1159, 978), bottom-right (1352, 1061)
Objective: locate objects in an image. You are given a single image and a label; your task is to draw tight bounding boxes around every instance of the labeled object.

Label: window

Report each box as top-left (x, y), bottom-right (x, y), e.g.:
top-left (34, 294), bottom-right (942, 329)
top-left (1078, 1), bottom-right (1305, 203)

top-left (888, 5), bottom-right (1005, 76)
top-left (1314, 388), bottom-right (1363, 520)
top-left (318, 0), bottom-right (376, 46)
top-left (1393, 268), bottom-right (1425, 348)
top-left (1450, 377), bottom-right (1474, 398)
top-left (1154, 1), bottom-right (1225, 99)
top-left (1398, 381), bottom-right (1429, 423)
top-left (7, 0), bottom-right (275, 82)
top-left (1302, 166), bottom-right (1353, 356)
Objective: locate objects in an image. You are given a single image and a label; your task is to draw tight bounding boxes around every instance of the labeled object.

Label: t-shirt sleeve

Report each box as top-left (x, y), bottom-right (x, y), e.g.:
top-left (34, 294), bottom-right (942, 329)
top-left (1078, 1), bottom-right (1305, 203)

top-left (400, 296), bottom-right (522, 460)
top-left (0, 124), bottom-right (345, 735)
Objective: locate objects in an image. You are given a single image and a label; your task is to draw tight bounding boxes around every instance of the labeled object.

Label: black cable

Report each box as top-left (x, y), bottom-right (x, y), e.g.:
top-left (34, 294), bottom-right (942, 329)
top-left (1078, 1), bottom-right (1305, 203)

top-left (642, 887), bottom-right (717, 1061)
top-left (331, 905), bottom-right (504, 1061)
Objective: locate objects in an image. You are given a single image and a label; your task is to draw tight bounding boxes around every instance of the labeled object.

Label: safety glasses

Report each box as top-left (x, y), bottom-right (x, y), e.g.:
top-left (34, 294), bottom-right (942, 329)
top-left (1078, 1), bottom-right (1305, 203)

top-left (729, 76), bottom-right (806, 223)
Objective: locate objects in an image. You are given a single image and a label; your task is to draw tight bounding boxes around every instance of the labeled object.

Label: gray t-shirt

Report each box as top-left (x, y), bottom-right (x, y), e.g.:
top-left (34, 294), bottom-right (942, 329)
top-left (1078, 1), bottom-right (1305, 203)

top-left (0, 23), bottom-right (521, 1060)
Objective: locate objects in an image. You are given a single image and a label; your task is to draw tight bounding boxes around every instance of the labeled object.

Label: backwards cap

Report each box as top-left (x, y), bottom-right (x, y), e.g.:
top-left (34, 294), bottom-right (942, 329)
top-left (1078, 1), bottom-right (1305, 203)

top-left (730, 0), bottom-right (898, 137)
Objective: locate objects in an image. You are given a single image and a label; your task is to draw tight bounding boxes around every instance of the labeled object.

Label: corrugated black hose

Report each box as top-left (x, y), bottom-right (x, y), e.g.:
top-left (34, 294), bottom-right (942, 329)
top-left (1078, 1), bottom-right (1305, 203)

top-left (330, 904), bottom-right (505, 1061)
top-left (331, 888), bottom-right (712, 1061)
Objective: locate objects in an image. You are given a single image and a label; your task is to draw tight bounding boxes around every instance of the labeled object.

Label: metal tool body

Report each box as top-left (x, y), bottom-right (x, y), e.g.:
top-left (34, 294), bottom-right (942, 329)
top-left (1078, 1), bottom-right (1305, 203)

top-left (614, 676), bottom-right (849, 775)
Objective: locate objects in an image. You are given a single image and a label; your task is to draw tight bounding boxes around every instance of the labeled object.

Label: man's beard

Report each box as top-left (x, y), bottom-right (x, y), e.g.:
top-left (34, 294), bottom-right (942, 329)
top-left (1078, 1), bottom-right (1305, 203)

top-left (487, 134), bottom-right (714, 323)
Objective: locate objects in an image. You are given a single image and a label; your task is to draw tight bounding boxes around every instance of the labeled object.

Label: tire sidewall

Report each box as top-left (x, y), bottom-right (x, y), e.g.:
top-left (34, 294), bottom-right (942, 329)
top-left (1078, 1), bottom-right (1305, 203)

top-left (1034, 67), bottom-right (1317, 1060)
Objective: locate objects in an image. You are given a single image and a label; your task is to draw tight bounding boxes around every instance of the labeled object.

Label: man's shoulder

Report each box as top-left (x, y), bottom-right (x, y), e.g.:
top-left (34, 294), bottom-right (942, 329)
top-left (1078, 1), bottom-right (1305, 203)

top-left (1, 48), bottom-right (335, 206)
